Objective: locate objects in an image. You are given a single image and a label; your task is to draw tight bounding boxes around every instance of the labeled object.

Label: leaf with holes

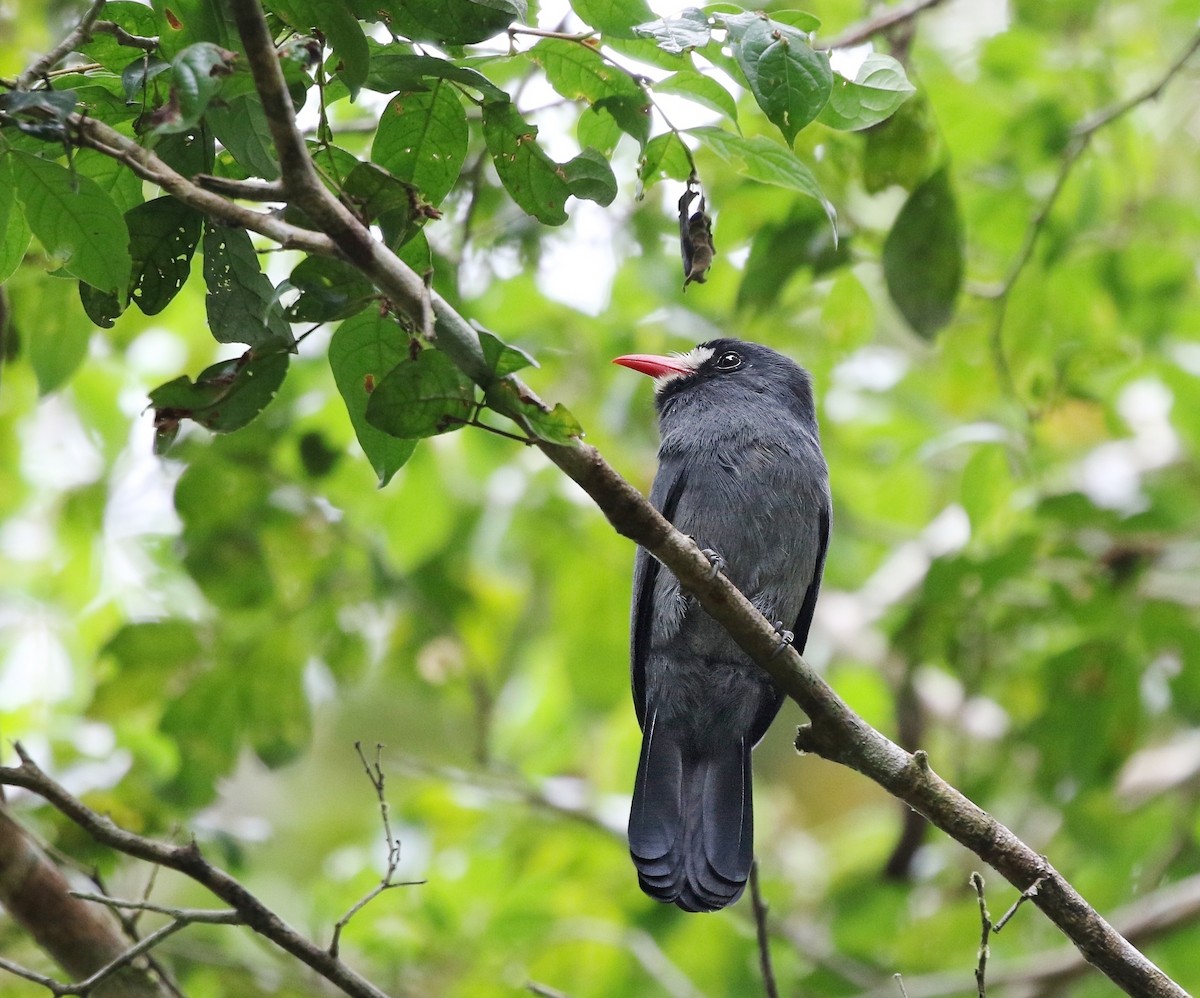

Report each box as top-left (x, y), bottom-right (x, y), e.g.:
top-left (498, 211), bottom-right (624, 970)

top-left (150, 350), bottom-right (289, 437)
top-left (203, 225), bottom-right (294, 349)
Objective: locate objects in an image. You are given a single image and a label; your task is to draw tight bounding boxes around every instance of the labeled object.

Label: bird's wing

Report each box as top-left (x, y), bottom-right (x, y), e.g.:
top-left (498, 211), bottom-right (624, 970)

top-left (747, 498), bottom-right (831, 746)
top-left (791, 500), bottom-right (831, 656)
top-left (631, 461), bottom-right (690, 730)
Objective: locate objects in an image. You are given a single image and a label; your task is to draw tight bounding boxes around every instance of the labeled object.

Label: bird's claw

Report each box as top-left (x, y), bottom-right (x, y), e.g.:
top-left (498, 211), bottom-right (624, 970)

top-left (770, 622), bottom-right (795, 658)
top-left (700, 548), bottom-right (726, 581)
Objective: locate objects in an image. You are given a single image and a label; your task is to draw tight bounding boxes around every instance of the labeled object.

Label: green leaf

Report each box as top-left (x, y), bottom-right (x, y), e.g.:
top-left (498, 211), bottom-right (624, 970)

top-left (284, 256), bottom-right (377, 322)
top-left (149, 350), bottom-right (289, 433)
top-left (207, 95), bottom-right (280, 180)
top-left (154, 127), bottom-right (216, 177)
top-left (8, 150), bottom-right (132, 295)
top-left (0, 89), bottom-right (79, 125)
top-left (724, 12), bottom-right (831, 145)
top-left (365, 347), bottom-right (477, 439)
top-left (882, 166), bottom-right (963, 339)
top-left (562, 148), bottom-right (618, 206)
top-left (484, 379), bottom-right (584, 444)
top-left (79, 283), bottom-right (123, 328)
top-left (365, 46), bottom-right (509, 102)
top-left (818, 54), bottom-right (915, 131)
top-left (202, 225), bottom-right (294, 349)
top-left (372, 81), bottom-right (468, 205)
top-left (656, 70), bottom-right (738, 123)
top-left (126, 197), bottom-right (204, 315)
top-left (577, 105), bottom-right (624, 156)
top-left (93, 621), bottom-right (204, 720)
top-left (342, 162), bottom-right (425, 248)
top-left (9, 268), bottom-right (92, 393)
top-left (571, 0), bottom-right (656, 38)
top-left (478, 328), bottom-right (538, 381)
top-left (531, 37), bottom-right (644, 103)
top-left (736, 200), bottom-right (846, 312)
top-left (328, 309), bottom-right (417, 486)
top-left (633, 8), bottom-right (711, 53)
top-left (639, 131), bottom-right (693, 191)
top-left (273, 0), bottom-right (369, 96)
top-left (862, 94), bottom-right (940, 193)
top-left (482, 101), bottom-right (572, 225)
top-left (74, 148), bottom-right (144, 214)
top-left (692, 126), bottom-right (836, 235)
top-left (0, 159), bottom-right (31, 284)
top-left (379, 0), bottom-right (527, 46)
top-left (161, 41), bottom-right (235, 133)
top-left (768, 9), bottom-right (821, 32)
top-left (78, 1), bottom-right (161, 72)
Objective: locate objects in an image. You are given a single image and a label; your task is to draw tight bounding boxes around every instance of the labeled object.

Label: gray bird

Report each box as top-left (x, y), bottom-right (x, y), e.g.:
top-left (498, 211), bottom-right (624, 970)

top-left (613, 338), bottom-right (831, 912)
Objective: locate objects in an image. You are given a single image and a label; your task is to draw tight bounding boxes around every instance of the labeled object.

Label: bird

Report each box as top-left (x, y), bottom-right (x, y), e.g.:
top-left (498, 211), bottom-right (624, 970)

top-left (613, 338), bottom-right (831, 912)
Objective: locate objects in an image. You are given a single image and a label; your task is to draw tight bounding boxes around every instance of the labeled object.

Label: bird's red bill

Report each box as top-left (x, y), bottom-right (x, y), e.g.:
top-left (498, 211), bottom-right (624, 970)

top-left (613, 354), bottom-right (694, 379)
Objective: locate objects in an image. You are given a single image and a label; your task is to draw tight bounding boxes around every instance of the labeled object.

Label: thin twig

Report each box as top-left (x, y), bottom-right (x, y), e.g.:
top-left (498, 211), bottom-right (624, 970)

top-left (894, 973), bottom-right (909, 997)
top-left (979, 28), bottom-right (1200, 399)
top-left (90, 20), bottom-right (158, 51)
top-left (819, 0), bottom-right (951, 50)
top-left (329, 744), bottom-right (424, 958)
top-left (749, 860), bottom-right (779, 998)
top-left (994, 876), bottom-right (1045, 932)
top-left (971, 873), bottom-right (991, 998)
top-left (70, 894), bottom-right (244, 924)
top-left (194, 174), bottom-right (287, 202)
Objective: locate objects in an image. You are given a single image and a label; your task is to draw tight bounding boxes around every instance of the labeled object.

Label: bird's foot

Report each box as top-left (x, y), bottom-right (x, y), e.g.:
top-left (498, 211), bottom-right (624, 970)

top-left (699, 548), bottom-right (726, 581)
top-left (770, 621), bottom-right (795, 658)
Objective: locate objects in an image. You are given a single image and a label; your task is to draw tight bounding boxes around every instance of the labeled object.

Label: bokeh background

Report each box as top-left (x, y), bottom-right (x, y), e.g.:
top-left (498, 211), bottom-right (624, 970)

top-left (3, 0), bottom-right (1200, 994)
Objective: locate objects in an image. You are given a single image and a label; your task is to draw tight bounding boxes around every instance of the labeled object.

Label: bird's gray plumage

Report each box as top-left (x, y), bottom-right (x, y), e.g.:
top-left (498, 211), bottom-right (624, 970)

top-left (624, 338), bottom-right (831, 912)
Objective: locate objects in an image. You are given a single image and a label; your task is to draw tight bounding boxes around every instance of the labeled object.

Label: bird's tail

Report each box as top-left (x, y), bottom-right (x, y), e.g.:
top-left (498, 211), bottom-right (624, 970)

top-left (628, 713), bottom-right (753, 912)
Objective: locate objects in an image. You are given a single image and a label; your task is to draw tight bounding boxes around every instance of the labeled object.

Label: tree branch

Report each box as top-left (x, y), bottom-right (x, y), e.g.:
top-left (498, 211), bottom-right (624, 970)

top-left (818, 0), bottom-right (952, 50)
top-left (15, 0), bottom-right (108, 88)
top-left (0, 806), bottom-right (170, 998)
top-left (0, 748), bottom-right (391, 998)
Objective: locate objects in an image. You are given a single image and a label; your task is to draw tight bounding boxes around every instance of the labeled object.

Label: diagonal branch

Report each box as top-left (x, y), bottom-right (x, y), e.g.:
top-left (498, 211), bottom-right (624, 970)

top-left (6, 3), bottom-right (1191, 996)
top-left (819, 0), bottom-right (952, 51)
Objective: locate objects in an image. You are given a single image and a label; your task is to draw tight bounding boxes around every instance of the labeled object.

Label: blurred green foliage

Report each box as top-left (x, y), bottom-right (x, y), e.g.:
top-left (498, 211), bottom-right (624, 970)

top-left (2, 0), bottom-right (1200, 995)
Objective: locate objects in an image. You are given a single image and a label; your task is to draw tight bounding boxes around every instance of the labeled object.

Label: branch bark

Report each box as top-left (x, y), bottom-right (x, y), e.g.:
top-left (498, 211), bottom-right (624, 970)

top-left (0, 806), bottom-right (170, 998)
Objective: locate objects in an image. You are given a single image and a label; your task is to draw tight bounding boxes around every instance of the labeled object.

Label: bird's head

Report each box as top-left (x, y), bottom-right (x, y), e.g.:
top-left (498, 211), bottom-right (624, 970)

top-left (613, 339), bottom-right (816, 426)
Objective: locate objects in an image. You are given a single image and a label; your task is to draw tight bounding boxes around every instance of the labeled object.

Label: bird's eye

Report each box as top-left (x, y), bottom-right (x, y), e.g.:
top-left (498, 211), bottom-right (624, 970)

top-left (714, 350), bottom-right (742, 372)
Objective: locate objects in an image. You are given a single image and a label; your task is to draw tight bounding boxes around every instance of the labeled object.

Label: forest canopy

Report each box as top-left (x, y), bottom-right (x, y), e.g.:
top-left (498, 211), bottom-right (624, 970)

top-left (1, 0), bottom-right (1200, 995)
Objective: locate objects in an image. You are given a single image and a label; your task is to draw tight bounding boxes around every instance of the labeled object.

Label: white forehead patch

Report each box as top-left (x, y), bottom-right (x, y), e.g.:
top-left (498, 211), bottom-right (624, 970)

top-left (653, 345), bottom-right (714, 393)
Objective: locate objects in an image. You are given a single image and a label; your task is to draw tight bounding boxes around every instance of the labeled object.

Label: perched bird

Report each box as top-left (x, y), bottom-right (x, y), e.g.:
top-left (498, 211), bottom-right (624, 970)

top-left (613, 339), bottom-right (831, 912)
